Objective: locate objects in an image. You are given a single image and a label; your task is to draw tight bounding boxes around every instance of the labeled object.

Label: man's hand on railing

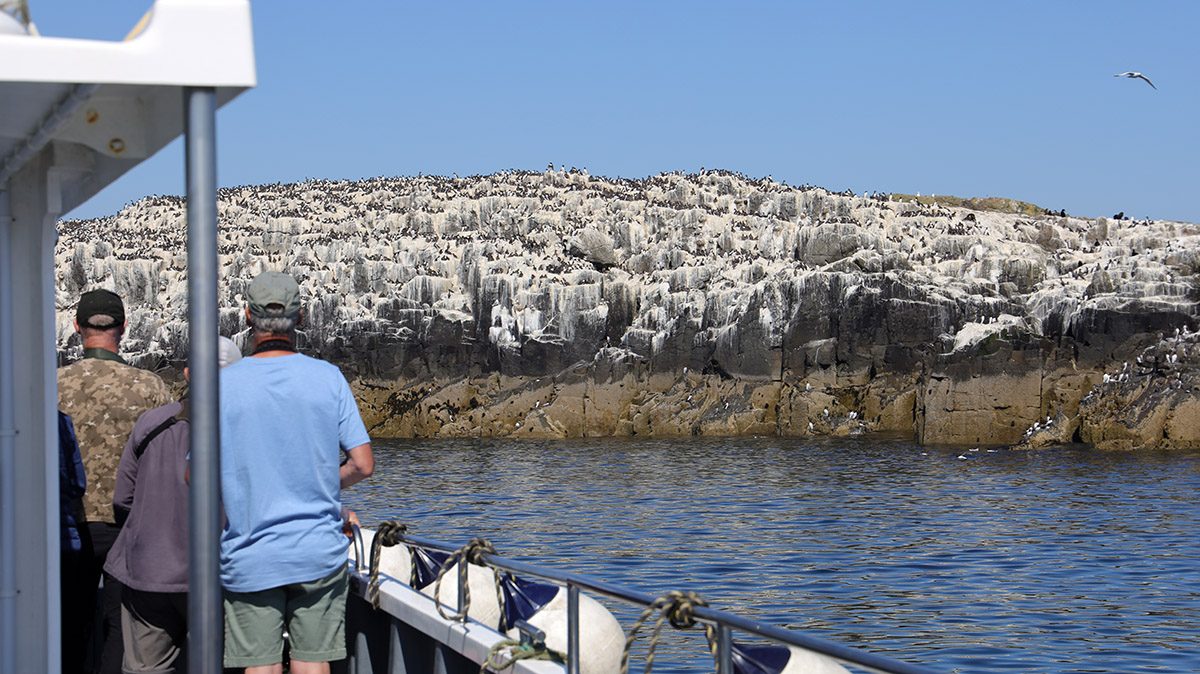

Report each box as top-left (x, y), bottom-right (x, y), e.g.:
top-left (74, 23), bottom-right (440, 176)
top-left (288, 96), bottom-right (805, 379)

top-left (342, 507), bottom-right (360, 538)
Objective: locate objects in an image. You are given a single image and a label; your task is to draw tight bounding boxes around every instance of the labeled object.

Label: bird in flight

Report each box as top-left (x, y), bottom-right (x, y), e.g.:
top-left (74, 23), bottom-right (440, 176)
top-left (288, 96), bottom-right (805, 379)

top-left (1114, 72), bottom-right (1156, 89)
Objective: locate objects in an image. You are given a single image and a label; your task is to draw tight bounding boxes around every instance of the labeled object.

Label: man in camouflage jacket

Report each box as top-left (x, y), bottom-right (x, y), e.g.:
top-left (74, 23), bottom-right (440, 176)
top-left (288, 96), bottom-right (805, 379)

top-left (58, 289), bottom-right (172, 674)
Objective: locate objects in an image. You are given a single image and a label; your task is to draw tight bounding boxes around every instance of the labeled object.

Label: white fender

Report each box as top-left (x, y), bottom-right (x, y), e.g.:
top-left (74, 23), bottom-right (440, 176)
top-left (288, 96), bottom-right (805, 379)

top-left (505, 587), bottom-right (624, 674)
top-left (777, 646), bottom-right (850, 674)
top-left (420, 560), bottom-right (503, 627)
top-left (736, 644), bottom-right (850, 674)
top-left (355, 528), bottom-right (413, 585)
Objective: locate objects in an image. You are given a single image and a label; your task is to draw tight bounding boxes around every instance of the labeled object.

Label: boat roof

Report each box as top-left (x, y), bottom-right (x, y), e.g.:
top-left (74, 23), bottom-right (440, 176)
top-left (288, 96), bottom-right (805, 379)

top-left (0, 0), bottom-right (255, 213)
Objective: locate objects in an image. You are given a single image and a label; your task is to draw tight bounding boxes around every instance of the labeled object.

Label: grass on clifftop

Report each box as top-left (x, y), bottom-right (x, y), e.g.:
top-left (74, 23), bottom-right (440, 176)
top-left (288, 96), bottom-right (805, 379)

top-left (890, 193), bottom-right (1049, 217)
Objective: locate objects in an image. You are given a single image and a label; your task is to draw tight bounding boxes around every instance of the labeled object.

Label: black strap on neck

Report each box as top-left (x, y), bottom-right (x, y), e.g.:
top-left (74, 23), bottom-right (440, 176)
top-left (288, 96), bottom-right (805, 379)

top-left (252, 339), bottom-right (296, 355)
top-left (134, 397), bottom-right (188, 459)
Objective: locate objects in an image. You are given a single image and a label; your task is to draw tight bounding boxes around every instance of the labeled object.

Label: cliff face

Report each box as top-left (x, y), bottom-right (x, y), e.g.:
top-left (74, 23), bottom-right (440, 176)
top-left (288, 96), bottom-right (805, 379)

top-left (53, 169), bottom-right (1200, 449)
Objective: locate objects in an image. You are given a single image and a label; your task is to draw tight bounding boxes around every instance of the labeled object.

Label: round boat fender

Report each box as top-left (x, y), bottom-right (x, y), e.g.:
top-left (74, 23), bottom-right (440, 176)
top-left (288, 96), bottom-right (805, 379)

top-left (500, 575), bottom-right (624, 674)
top-left (732, 643), bottom-right (850, 674)
top-left (356, 528), bottom-right (411, 583)
top-left (356, 527), bottom-right (448, 590)
top-left (420, 560), bottom-right (504, 626)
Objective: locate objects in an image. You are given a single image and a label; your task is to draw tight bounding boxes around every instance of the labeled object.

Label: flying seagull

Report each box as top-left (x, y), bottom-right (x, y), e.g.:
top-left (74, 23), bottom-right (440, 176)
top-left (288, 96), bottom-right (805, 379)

top-left (1114, 71), bottom-right (1156, 89)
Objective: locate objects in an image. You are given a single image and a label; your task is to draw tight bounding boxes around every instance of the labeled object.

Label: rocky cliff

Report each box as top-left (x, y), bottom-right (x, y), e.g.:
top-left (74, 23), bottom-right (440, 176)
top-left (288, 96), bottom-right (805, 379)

top-left (53, 169), bottom-right (1200, 449)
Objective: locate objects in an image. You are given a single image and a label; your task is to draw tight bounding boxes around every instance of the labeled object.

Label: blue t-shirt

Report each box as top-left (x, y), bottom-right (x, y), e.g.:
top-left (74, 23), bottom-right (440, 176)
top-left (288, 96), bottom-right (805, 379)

top-left (217, 353), bottom-right (370, 592)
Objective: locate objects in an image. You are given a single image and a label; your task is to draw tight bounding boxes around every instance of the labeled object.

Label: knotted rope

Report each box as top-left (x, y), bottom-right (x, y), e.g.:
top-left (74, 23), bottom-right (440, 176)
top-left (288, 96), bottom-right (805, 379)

top-left (482, 639), bottom-right (565, 673)
top-left (367, 520), bottom-right (408, 609)
top-left (432, 537), bottom-right (506, 622)
top-left (621, 590), bottom-right (717, 674)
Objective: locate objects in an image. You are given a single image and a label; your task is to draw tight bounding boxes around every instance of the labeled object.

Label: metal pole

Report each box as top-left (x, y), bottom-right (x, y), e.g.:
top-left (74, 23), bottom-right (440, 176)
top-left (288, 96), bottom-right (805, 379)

top-left (184, 86), bottom-right (222, 674)
top-left (716, 624), bottom-right (732, 674)
top-left (566, 584), bottom-right (580, 674)
top-left (456, 565), bottom-right (466, 620)
top-left (0, 187), bottom-right (17, 674)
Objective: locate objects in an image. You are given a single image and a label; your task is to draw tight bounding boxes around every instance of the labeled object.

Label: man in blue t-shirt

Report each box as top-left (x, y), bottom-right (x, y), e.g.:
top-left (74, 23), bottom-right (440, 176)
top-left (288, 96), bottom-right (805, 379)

top-left (218, 271), bottom-right (374, 674)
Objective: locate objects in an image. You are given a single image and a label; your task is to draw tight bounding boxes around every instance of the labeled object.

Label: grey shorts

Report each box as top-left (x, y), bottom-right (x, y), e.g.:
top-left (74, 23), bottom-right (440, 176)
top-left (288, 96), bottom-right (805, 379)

top-left (223, 565), bottom-right (349, 668)
top-left (120, 586), bottom-right (188, 674)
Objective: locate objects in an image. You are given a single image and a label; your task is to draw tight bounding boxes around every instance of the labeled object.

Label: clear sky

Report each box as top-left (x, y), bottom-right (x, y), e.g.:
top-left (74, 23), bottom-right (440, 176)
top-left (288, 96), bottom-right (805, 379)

top-left (32, 1), bottom-right (1200, 224)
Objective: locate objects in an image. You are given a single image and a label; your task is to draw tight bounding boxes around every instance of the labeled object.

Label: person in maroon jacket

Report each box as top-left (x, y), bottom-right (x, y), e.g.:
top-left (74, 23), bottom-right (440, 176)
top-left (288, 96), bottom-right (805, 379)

top-left (103, 337), bottom-right (242, 674)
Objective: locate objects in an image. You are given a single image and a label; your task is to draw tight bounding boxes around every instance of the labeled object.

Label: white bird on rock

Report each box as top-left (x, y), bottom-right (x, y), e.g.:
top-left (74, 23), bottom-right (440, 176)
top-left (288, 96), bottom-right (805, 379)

top-left (1114, 71), bottom-right (1156, 89)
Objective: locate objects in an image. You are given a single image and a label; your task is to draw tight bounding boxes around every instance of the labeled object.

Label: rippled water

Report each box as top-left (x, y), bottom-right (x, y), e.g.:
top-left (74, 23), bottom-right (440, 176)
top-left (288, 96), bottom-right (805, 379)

top-left (343, 436), bottom-right (1200, 674)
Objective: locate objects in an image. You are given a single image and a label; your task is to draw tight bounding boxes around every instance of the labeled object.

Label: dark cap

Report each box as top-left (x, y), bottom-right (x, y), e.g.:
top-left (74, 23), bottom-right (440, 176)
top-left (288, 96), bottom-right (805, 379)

top-left (247, 271), bottom-right (302, 318)
top-left (76, 289), bottom-right (125, 329)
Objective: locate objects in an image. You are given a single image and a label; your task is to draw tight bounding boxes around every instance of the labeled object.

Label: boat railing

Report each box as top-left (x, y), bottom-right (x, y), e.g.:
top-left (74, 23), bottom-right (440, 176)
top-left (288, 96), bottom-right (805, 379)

top-left (348, 527), bottom-right (943, 674)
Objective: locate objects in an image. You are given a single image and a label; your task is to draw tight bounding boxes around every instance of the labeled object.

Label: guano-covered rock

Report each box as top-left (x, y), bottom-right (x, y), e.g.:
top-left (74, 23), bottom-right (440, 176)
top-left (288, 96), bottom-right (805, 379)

top-left (53, 170), bottom-right (1200, 449)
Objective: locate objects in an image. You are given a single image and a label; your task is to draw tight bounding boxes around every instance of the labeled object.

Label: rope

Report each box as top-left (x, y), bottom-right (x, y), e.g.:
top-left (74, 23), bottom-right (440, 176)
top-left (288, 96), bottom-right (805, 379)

top-left (482, 639), bottom-right (565, 673)
top-left (621, 590), bottom-right (716, 674)
top-left (408, 546), bottom-right (428, 588)
top-left (367, 521), bottom-right (408, 609)
top-left (432, 537), bottom-right (505, 623)
top-left (496, 572), bottom-right (520, 633)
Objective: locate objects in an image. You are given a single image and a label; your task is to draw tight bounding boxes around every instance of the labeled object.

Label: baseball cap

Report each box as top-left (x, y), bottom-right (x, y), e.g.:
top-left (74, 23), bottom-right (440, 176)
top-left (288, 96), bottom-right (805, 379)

top-left (217, 336), bottom-right (243, 369)
top-left (76, 289), bottom-right (125, 328)
top-left (246, 271), bottom-right (301, 318)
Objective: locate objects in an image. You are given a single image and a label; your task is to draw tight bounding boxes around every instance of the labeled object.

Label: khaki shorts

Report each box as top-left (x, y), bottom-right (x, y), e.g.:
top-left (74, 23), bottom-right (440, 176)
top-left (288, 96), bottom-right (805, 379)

top-left (223, 566), bottom-right (348, 668)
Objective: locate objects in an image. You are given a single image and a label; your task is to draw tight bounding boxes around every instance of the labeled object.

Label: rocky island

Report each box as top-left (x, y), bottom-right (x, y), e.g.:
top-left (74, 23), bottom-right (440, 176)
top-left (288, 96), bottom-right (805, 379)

top-left (54, 169), bottom-right (1200, 450)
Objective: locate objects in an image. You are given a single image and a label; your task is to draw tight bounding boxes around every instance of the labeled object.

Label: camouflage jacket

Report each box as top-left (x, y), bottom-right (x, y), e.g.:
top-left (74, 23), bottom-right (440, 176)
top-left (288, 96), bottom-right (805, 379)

top-left (58, 353), bottom-right (173, 523)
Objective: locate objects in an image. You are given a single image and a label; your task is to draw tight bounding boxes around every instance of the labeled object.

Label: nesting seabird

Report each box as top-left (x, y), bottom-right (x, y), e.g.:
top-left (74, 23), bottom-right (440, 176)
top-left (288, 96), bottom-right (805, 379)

top-left (1113, 71), bottom-right (1156, 89)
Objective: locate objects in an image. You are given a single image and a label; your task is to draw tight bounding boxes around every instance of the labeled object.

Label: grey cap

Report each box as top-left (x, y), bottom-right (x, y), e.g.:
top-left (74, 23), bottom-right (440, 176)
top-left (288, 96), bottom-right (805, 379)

top-left (217, 336), bottom-right (243, 369)
top-left (246, 271), bottom-right (301, 318)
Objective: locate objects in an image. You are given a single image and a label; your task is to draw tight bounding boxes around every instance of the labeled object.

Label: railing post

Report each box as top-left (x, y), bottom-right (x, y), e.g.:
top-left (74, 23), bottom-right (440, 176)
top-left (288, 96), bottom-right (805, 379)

top-left (567, 584), bottom-right (580, 674)
top-left (716, 624), bottom-right (732, 674)
top-left (456, 566), bottom-right (467, 620)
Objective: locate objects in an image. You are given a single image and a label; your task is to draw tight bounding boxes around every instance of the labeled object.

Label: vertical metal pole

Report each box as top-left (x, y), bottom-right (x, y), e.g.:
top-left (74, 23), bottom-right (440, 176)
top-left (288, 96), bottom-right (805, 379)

top-left (716, 624), bottom-right (732, 674)
top-left (566, 585), bottom-right (580, 674)
top-left (184, 86), bottom-right (222, 674)
top-left (0, 188), bottom-right (17, 674)
top-left (456, 566), bottom-right (466, 619)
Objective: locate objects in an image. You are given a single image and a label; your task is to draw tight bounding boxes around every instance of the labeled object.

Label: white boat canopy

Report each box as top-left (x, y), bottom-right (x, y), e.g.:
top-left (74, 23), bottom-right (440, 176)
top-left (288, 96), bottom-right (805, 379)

top-left (0, 2), bottom-right (254, 672)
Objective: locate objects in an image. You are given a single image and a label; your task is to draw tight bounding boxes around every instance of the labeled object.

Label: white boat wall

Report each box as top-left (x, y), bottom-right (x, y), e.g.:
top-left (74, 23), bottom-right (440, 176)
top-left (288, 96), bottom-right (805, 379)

top-left (0, 2), bottom-right (253, 671)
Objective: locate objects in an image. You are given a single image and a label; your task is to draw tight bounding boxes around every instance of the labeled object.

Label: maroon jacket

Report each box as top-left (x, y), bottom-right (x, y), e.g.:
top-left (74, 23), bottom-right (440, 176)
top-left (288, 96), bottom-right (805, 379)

top-left (104, 400), bottom-right (190, 593)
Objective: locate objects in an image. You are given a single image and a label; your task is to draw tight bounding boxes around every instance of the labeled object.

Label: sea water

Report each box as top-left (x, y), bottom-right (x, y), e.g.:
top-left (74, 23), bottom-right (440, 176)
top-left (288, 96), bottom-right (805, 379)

top-left (344, 435), bottom-right (1200, 674)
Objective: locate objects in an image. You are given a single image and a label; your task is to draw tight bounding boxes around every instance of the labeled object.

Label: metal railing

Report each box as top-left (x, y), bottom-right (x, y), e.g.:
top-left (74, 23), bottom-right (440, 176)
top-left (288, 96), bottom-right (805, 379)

top-left (350, 528), bottom-right (944, 674)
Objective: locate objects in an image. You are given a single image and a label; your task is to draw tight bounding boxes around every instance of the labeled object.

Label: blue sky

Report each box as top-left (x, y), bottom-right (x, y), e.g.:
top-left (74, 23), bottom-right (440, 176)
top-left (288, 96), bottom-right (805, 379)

top-left (35, 1), bottom-right (1200, 223)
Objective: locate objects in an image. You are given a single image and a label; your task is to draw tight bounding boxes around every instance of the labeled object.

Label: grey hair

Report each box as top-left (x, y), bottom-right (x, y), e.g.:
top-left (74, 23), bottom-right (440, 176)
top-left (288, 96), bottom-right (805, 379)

top-left (249, 313), bottom-right (297, 336)
top-left (80, 322), bottom-right (124, 339)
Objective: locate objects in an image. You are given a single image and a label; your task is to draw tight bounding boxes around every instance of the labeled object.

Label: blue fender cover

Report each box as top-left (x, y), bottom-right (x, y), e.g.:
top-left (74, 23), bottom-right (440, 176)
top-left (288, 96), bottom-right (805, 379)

top-left (413, 548), bottom-right (450, 589)
top-left (732, 642), bottom-right (792, 674)
top-left (499, 573), bottom-right (560, 632)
